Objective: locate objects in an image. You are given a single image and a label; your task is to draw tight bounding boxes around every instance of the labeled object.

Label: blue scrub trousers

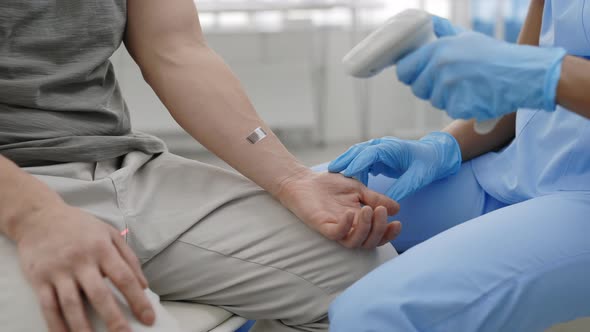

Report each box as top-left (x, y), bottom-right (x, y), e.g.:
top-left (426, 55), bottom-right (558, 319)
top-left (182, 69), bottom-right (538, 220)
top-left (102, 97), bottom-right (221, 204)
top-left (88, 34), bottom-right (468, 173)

top-left (326, 162), bottom-right (590, 332)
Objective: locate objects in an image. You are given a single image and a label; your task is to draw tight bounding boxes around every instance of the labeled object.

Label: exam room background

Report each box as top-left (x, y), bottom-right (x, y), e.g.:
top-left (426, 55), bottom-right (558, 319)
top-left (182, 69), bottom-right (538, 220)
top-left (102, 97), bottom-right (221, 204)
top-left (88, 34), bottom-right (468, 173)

top-left (110, 0), bottom-right (529, 166)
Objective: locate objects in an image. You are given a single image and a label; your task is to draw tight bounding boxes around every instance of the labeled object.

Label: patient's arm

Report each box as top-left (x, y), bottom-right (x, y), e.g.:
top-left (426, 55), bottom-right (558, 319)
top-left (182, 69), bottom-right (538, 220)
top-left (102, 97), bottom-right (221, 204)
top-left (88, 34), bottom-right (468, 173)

top-left (125, 0), bottom-right (303, 197)
top-left (444, 0), bottom-right (544, 161)
top-left (124, 0), bottom-right (401, 248)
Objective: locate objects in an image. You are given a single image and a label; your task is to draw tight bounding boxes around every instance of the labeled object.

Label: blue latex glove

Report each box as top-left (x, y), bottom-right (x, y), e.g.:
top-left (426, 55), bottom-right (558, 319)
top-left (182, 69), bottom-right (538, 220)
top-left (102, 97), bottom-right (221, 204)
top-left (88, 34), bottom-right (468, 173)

top-left (431, 15), bottom-right (465, 37)
top-left (396, 18), bottom-right (567, 121)
top-left (328, 132), bottom-right (462, 201)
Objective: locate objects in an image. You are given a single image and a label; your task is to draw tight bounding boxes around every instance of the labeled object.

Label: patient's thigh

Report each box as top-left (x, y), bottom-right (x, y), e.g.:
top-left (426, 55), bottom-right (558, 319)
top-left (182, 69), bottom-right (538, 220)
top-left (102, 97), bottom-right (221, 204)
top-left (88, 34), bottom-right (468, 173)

top-left (142, 189), bottom-right (397, 331)
top-left (0, 235), bottom-right (181, 332)
top-left (0, 235), bottom-right (46, 332)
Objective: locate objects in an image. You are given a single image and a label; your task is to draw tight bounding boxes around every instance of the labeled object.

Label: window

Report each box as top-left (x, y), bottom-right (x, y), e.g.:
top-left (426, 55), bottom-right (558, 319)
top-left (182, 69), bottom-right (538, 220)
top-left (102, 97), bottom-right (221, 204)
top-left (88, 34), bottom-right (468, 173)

top-left (472, 0), bottom-right (530, 42)
top-left (195, 0), bottom-right (453, 31)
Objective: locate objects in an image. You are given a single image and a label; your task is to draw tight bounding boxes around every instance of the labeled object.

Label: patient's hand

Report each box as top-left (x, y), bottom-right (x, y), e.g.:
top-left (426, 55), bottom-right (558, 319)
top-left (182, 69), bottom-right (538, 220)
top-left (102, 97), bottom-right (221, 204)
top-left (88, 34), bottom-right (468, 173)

top-left (277, 171), bottom-right (402, 249)
top-left (15, 204), bottom-right (155, 332)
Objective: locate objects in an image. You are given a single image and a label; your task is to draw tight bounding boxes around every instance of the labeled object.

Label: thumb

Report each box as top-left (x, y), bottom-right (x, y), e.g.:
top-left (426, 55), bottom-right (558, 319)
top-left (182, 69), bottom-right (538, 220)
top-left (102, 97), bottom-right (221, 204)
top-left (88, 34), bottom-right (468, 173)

top-left (328, 141), bottom-right (373, 173)
top-left (321, 210), bottom-right (355, 241)
top-left (396, 41), bottom-right (435, 85)
top-left (432, 15), bottom-right (464, 38)
top-left (359, 185), bottom-right (400, 216)
top-left (385, 164), bottom-right (428, 202)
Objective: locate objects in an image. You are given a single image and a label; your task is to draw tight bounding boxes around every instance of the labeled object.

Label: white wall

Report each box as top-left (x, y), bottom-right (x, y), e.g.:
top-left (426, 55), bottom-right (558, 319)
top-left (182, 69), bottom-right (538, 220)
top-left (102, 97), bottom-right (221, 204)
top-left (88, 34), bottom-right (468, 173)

top-left (111, 24), bottom-right (453, 153)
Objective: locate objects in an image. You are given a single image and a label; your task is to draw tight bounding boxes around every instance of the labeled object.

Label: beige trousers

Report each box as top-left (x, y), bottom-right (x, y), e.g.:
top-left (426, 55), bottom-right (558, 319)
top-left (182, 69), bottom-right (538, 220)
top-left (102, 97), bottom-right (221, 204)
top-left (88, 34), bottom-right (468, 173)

top-left (0, 152), bottom-right (397, 332)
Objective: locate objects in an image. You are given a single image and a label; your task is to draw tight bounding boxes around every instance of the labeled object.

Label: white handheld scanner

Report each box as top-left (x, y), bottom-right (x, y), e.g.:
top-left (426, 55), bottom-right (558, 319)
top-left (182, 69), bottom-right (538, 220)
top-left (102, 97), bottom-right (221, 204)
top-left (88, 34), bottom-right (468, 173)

top-left (343, 9), bottom-right (435, 78)
top-left (343, 9), bottom-right (499, 135)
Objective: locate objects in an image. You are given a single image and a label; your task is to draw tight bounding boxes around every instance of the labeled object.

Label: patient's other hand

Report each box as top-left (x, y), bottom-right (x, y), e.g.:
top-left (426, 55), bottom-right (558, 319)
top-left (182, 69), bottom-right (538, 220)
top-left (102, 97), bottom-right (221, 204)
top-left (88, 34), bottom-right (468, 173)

top-left (15, 204), bottom-right (154, 332)
top-left (276, 171), bottom-right (401, 249)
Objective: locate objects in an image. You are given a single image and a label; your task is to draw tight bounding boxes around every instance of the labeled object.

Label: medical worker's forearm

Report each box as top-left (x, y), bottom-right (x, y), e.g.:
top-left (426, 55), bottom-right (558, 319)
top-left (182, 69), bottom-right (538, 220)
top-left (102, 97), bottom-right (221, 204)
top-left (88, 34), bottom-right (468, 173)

top-left (443, 115), bottom-right (516, 161)
top-left (518, 0), bottom-right (545, 46)
top-left (556, 56), bottom-right (590, 119)
top-left (442, 0), bottom-right (545, 161)
top-left (125, 0), bottom-right (309, 197)
top-left (0, 155), bottom-right (65, 241)
top-left (518, 0), bottom-right (590, 119)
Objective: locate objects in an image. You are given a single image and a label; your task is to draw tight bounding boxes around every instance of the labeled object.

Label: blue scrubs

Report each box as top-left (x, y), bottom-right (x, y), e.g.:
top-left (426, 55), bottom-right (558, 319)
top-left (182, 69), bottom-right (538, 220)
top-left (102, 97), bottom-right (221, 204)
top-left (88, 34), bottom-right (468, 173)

top-left (327, 1), bottom-right (590, 331)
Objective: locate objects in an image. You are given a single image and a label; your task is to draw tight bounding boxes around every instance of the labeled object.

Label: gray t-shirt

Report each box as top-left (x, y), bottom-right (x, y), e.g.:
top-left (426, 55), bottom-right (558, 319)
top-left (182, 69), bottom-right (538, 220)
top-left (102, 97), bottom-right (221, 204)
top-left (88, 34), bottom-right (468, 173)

top-left (0, 0), bottom-right (166, 166)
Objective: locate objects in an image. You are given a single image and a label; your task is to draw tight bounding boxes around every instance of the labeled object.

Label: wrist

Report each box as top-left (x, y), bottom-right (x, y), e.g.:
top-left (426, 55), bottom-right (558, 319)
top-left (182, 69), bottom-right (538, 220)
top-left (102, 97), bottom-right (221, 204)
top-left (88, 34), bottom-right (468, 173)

top-left (556, 55), bottom-right (575, 110)
top-left (273, 166), bottom-right (314, 204)
top-left (422, 132), bottom-right (462, 175)
top-left (542, 48), bottom-right (568, 111)
top-left (3, 194), bottom-right (65, 243)
top-left (0, 155), bottom-right (67, 242)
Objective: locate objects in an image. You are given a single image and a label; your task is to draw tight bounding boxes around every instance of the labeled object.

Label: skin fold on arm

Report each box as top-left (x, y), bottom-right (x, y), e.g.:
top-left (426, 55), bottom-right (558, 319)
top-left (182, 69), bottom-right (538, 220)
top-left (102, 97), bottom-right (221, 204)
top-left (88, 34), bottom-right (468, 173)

top-left (124, 0), bottom-right (402, 248)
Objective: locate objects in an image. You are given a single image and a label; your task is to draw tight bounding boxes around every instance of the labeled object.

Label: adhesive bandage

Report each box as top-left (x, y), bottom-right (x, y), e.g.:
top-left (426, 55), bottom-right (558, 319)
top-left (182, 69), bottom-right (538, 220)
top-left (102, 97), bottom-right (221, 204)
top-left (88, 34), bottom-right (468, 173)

top-left (246, 127), bottom-right (267, 144)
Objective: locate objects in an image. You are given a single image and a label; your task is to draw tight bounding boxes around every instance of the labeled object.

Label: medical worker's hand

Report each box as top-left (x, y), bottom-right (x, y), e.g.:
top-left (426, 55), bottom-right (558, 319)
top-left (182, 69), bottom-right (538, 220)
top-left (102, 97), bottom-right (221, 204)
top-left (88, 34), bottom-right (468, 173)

top-left (329, 132), bottom-right (462, 202)
top-left (396, 17), bottom-right (567, 121)
top-left (14, 204), bottom-right (154, 332)
top-left (431, 15), bottom-right (465, 37)
top-left (277, 171), bottom-right (402, 249)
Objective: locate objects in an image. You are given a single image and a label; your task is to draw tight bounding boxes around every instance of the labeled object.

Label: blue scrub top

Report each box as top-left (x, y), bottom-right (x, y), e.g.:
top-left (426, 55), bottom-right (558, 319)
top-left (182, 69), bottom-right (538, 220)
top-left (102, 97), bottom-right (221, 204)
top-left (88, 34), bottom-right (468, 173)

top-left (472, 0), bottom-right (590, 204)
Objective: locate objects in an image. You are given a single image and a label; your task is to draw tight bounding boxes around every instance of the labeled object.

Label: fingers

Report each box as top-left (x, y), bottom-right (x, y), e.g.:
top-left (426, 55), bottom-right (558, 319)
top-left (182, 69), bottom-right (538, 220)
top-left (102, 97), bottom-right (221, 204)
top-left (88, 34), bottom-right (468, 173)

top-left (339, 206), bottom-right (373, 249)
top-left (385, 165), bottom-right (425, 202)
top-left (352, 169), bottom-right (370, 187)
top-left (430, 78), bottom-right (448, 110)
top-left (100, 249), bottom-right (155, 327)
top-left (328, 140), bottom-right (375, 173)
top-left (37, 284), bottom-right (68, 332)
top-left (432, 15), bottom-right (460, 37)
top-left (396, 42), bottom-right (436, 86)
top-left (339, 207), bottom-right (401, 249)
top-left (361, 206), bottom-right (388, 249)
top-left (359, 185), bottom-right (400, 216)
top-left (378, 221), bottom-right (403, 246)
top-left (55, 277), bottom-right (92, 332)
top-left (341, 145), bottom-right (381, 178)
top-left (111, 232), bottom-right (149, 289)
top-left (77, 267), bottom-right (131, 332)
top-left (343, 140), bottom-right (409, 180)
top-left (321, 210), bottom-right (355, 241)
top-left (409, 61), bottom-right (436, 101)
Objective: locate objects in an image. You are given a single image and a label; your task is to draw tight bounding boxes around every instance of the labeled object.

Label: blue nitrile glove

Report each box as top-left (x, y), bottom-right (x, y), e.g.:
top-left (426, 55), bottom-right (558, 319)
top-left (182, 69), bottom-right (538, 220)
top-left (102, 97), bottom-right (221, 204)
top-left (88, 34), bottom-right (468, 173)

top-left (396, 18), bottom-right (567, 121)
top-left (328, 132), bottom-right (462, 202)
top-left (431, 15), bottom-right (465, 37)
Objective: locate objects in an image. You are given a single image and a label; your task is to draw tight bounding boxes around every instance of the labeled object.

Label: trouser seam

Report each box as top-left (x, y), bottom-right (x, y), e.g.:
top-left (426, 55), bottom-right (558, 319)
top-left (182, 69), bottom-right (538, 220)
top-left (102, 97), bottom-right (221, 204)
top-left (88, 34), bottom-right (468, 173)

top-left (106, 175), bottom-right (129, 243)
top-left (423, 250), bottom-right (590, 331)
top-left (175, 239), bottom-right (334, 298)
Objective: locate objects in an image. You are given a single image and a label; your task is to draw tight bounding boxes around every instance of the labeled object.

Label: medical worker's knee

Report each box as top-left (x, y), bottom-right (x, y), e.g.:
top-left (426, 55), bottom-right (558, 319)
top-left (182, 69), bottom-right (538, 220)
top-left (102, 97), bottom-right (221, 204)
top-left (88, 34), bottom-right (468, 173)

top-left (329, 289), bottom-right (365, 332)
top-left (329, 266), bottom-right (430, 332)
top-left (329, 284), bottom-right (412, 332)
